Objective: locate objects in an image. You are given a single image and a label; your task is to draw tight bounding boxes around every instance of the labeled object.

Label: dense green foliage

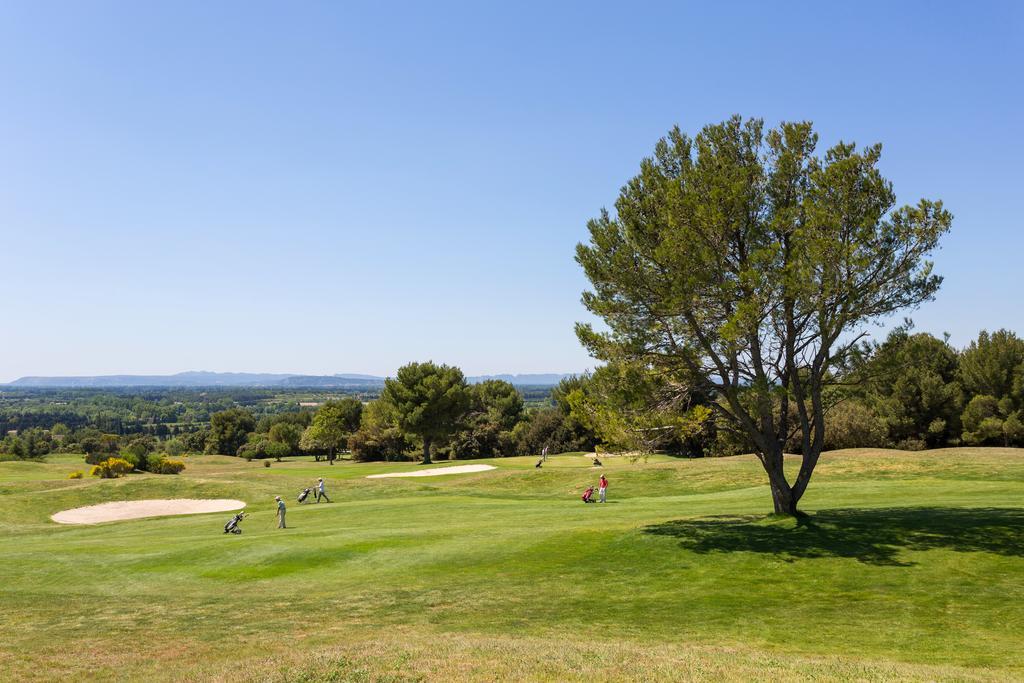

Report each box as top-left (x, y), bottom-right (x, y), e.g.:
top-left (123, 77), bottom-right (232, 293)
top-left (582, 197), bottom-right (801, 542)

top-left (0, 379), bottom-right (590, 465)
top-left (0, 387), bottom-right (280, 435)
top-left (444, 380), bottom-right (523, 459)
top-left (856, 331), bottom-right (962, 449)
top-left (381, 362), bottom-right (472, 464)
top-left (206, 408), bottom-right (257, 456)
top-left (4, 327), bottom-right (1020, 468)
top-left (299, 398), bottom-right (362, 459)
top-left (576, 116), bottom-right (951, 513)
top-left (850, 328), bottom-right (1024, 449)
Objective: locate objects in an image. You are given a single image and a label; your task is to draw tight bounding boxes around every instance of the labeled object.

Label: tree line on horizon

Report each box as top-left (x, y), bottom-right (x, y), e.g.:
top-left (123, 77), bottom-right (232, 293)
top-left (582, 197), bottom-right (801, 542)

top-left (200, 361), bottom-right (596, 464)
top-left (0, 363), bottom-right (595, 463)
top-left (3, 327), bottom-right (1022, 464)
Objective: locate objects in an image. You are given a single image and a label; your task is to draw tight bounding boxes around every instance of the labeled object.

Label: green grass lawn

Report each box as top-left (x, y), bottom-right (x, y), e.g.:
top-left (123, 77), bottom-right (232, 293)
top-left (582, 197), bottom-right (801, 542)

top-left (1, 448), bottom-right (1022, 681)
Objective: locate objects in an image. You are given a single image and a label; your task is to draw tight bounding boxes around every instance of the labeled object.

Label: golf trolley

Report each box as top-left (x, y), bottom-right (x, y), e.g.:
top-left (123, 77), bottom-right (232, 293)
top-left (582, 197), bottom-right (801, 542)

top-left (224, 511), bottom-right (246, 534)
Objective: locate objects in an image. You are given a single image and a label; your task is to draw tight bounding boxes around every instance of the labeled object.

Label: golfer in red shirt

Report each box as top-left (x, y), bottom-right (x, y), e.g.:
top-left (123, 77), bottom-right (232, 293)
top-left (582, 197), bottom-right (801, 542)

top-left (598, 474), bottom-right (608, 503)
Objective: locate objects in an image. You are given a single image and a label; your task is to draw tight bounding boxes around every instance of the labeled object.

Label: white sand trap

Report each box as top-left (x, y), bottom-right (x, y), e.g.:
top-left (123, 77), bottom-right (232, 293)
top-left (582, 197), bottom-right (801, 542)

top-left (52, 498), bottom-right (245, 525)
top-left (366, 464), bottom-right (496, 479)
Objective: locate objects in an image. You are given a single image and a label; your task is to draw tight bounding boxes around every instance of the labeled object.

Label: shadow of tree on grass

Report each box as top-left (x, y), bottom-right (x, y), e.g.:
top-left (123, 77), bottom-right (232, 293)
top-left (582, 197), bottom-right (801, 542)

top-left (643, 507), bottom-right (1024, 566)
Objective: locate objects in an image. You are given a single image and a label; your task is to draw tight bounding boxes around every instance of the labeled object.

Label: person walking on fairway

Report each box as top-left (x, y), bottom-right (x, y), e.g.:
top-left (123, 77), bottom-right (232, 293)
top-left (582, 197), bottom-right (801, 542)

top-left (542, 445), bottom-right (549, 462)
top-left (275, 495), bottom-right (286, 528)
top-left (598, 474), bottom-right (608, 503)
top-left (316, 477), bottom-right (330, 503)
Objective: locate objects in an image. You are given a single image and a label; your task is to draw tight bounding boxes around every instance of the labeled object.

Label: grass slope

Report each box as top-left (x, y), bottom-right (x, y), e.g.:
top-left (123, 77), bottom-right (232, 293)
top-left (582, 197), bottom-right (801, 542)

top-left (1, 448), bottom-right (1022, 681)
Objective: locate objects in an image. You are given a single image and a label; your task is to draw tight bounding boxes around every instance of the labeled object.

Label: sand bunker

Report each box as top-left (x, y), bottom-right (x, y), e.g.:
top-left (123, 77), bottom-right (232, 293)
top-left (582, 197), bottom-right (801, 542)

top-left (366, 464), bottom-right (496, 479)
top-left (52, 498), bottom-right (245, 525)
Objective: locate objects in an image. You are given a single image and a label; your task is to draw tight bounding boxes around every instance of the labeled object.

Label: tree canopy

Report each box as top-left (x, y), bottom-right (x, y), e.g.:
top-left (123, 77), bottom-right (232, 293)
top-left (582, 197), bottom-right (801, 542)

top-left (576, 116), bottom-right (952, 514)
top-left (207, 408), bottom-right (256, 456)
top-left (857, 331), bottom-right (962, 449)
top-left (300, 398), bottom-right (363, 457)
top-left (381, 362), bottom-right (470, 464)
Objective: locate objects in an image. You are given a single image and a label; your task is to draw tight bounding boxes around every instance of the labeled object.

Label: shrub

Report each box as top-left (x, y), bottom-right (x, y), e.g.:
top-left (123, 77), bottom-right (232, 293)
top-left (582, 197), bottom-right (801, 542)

top-left (1004, 412), bottom-right (1024, 445)
top-left (68, 470), bottom-right (84, 479)
top-left (119, 449), bottom-right (149, 472)
top-left (710, 424), bottom-right (755, 457)
top-left (147, 457), bottom-right (185, 475)
top-left (350, 425), bottom-right (412, 462)
top-left (267, 441), bottom-right (290, 462)
top-left (163, 437), bottom-right (187, 457)
top-left (822, 401), bottom-right (889, 451)
top-left (84, 451), bottom-right (109, 465)
top-left (90, 457), bottom-right (134, 479)
top-left (81, 433), bottom-right (121, 462)
top-left (237, 437), bottom-right (285, 460)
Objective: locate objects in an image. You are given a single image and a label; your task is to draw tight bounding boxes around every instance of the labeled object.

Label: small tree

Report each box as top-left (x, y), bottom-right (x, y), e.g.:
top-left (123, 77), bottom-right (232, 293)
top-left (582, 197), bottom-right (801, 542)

top-left (349, 399), bottom-right (411, 462)
top-left (301, 398), bottom-right (363, 461)
top-left (268, 422), bottom-right (303, 454)
top-left (382, 362), bottom-right (470, 464)
top-left (207, 408), bottom-right (256, 456)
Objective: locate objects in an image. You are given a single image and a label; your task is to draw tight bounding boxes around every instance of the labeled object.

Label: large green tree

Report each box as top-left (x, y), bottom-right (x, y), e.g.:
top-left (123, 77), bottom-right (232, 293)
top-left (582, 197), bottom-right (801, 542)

top-left (957, 330), bottom-right (1024, 445)
top-left (859, 331), bottom-right (962, 448)
top-left (576, 116), bottom-right (951, 514)
top-left (382, 362), bottom-right (470, 464)
top-left (449, 380), bottom-right (525, 458)
top-left (959, 329), bottom-right (1024, 401)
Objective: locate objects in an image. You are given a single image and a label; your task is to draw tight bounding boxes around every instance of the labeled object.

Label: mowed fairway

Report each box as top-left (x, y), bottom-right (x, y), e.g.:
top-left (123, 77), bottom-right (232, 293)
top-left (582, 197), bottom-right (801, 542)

top-left (2, 449), bottom-right (1023, 682)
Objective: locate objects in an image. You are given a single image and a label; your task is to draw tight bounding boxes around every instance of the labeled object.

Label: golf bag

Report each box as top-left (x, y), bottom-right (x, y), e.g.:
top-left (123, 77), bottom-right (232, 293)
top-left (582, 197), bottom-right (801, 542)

top-left (581, 486), bottom-right (595, 503)
top-left (592, 457), bottom-right (603, 467)
top-left (535, 459), bottom-right (543, 468)
top-left (298, 488), bottom-right (312, 503)
top-left (224, 512), bottom-right (245, 534)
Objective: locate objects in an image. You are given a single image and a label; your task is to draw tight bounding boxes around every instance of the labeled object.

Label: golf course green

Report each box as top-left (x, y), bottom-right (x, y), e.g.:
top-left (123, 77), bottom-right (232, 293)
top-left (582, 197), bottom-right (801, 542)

top-left (2, 448), bottom-right (1022, 681)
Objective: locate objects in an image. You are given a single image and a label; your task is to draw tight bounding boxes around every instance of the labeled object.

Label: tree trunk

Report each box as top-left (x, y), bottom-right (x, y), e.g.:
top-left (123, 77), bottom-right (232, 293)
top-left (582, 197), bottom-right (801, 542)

top-left (422, 437), bottom-right (432, 465)
top-left (762, 446), bottom-right (801, 516)
top-left (770, 479), bottom-right (798, 516)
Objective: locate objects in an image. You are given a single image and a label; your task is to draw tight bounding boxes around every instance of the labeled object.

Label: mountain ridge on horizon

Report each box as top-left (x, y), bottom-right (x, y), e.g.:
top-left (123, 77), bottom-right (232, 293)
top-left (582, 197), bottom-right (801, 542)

top-left (4, 370), bottom-right (579, 388)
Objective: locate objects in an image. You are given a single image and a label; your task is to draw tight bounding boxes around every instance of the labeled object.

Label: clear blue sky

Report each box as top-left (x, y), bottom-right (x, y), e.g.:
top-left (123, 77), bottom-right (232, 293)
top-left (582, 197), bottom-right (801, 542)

top-left (1, 1), bottom-right (1021, 382)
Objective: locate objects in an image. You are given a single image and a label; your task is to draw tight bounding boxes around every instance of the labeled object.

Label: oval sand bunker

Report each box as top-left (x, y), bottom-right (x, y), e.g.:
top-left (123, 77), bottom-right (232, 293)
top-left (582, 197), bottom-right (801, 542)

top-left (52, 499), bottom-right (245, 525)
top-left (366, 464), bottom-right (496, 479)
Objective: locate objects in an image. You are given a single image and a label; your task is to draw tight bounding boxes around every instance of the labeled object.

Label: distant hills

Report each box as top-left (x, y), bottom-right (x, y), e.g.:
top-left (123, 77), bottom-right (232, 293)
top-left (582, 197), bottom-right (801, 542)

top-left (5, 371), bottom-right (576, 388)
top-left (464, 374), bottom-right (571, 386)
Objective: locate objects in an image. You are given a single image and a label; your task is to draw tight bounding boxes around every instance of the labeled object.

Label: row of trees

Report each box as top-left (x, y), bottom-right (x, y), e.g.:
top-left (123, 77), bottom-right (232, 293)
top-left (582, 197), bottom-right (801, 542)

top-left (194, 363), bottom-right (596, 463)
top-left (558, 328), bottom-right (1024, 459)
top-left (7, 325), bottom-right (1015, 465)
top-left (850, 328), bottom-right (1024, 449)
top-left (0, 388), bottom-right (276, 436)
top-left (0, 370), bottom-right (596, 463)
